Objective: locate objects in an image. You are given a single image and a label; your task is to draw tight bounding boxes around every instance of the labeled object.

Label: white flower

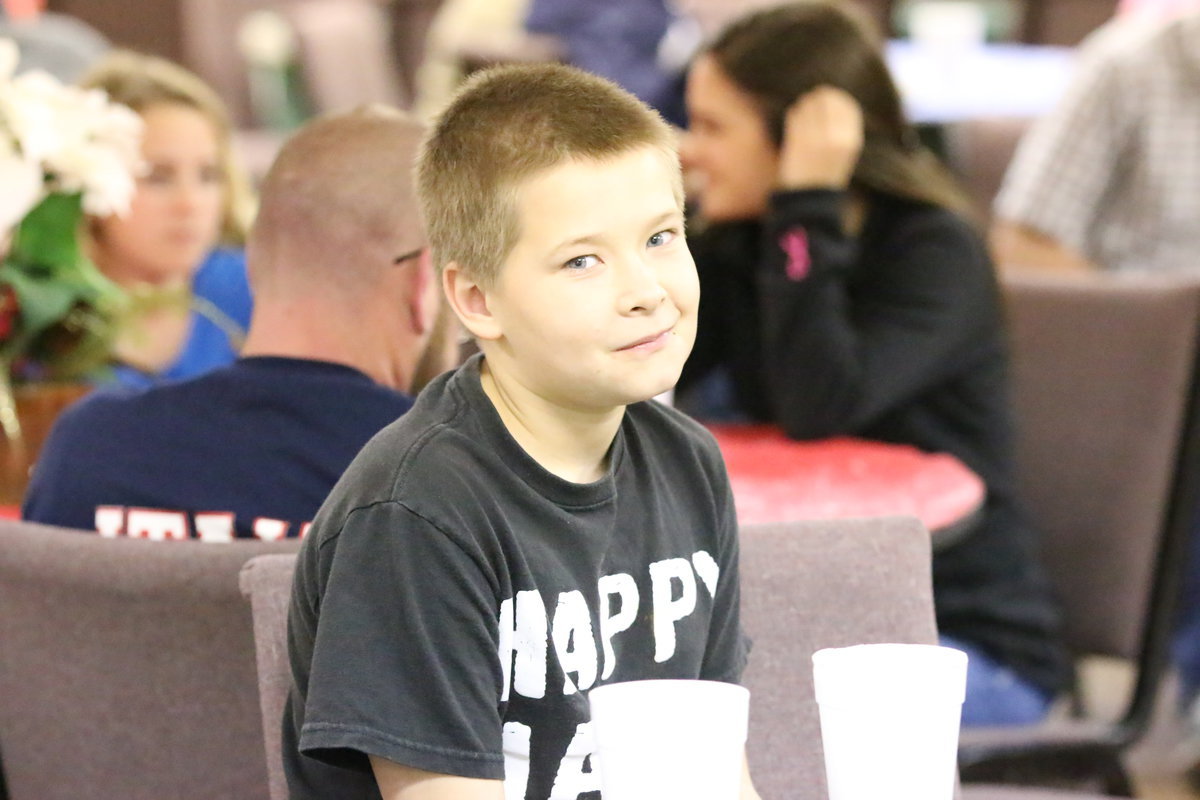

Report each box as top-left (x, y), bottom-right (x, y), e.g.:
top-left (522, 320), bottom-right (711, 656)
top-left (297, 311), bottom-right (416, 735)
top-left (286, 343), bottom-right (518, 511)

top-left (64, 143), bottom-right (138, 217)
top-left (0, 39), bottom-right (17, 82)
top-left (4, 70), bottom-right (71, 163)
top-left (0, 39), bottom-right (143, 223)
top-left (0, 149), bottom-right (41, 232)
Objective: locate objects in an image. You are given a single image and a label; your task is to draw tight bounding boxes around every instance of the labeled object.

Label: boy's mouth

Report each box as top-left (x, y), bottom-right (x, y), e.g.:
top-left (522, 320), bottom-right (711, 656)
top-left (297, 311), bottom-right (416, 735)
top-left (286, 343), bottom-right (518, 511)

top-left (617, 328), bottom-right (672, 353)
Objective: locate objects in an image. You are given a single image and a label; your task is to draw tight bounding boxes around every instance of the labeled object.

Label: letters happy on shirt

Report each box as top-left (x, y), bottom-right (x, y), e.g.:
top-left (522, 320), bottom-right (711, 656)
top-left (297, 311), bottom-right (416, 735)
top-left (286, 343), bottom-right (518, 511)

top-left (500, 549), bottom-right (721, 800)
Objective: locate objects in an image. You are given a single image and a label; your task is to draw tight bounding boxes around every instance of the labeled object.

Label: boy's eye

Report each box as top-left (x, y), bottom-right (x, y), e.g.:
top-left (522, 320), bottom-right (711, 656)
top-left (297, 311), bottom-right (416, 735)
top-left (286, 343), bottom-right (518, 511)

top-left (563, 254), bottom-right (599, 271)
top-left (647, 229), bottom-right (678, 248)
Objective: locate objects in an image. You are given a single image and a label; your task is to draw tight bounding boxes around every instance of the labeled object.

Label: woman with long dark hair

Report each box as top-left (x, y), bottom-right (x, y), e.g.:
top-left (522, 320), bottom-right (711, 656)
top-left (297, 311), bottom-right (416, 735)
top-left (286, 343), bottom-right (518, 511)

top-left (677, 0), bottom-right (1071, 725)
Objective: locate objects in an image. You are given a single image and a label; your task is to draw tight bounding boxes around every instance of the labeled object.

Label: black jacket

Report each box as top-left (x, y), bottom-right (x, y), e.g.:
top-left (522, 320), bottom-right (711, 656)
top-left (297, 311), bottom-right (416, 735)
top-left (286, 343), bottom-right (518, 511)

top-left (680, 188), bottom-right (1072, 695)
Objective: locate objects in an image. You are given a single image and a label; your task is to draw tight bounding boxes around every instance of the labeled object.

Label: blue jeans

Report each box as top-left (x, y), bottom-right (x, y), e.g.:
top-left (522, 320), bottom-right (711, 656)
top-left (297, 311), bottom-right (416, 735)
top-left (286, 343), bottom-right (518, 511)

top-left (941, 635), bottom-right (1055, 727)
top-left (674, 367), bottom-right (751, 424)
top-left (1172, 507), bottom-right (1200, 711)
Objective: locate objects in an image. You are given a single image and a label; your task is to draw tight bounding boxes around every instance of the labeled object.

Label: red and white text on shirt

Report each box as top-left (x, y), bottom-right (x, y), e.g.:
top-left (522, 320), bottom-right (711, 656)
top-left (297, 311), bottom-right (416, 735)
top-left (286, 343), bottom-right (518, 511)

top-left (94, 506), bottom-right (311, 541)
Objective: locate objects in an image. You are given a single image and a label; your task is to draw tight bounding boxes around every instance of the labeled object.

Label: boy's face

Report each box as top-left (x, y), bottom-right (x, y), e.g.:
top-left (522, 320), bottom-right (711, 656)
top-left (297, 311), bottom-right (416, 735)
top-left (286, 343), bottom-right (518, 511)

top-left (481, 146), bottom-right (698, 412)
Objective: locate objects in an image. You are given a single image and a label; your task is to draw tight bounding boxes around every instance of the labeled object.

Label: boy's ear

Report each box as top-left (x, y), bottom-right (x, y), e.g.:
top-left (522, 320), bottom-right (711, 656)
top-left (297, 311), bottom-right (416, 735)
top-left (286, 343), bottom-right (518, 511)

top-left (443, 261), bottom-right (502, 341)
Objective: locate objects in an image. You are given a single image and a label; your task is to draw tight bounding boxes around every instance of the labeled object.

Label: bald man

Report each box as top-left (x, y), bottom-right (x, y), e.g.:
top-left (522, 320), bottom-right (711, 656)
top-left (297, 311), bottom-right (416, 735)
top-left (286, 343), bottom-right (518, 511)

top-left (23, 106), bottom-right (455, 540)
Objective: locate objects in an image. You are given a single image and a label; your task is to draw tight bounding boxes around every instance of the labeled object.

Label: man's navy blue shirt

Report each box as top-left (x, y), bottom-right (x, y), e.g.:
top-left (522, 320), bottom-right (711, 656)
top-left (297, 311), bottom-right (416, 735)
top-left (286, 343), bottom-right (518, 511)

top-left (23, 357), bottom-right (414, 540)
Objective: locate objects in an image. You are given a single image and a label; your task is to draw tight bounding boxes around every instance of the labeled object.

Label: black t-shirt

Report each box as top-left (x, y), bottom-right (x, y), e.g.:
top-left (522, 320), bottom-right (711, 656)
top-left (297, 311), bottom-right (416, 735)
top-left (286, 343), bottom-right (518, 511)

top-left (285, 355), bottom-right (749, 800)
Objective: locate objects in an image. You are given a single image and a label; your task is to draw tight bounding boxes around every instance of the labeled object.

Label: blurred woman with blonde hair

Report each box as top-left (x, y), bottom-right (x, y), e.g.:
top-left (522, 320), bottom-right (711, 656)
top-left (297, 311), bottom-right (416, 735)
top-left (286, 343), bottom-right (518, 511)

top-left (82, 50), bottom-right (255, 387)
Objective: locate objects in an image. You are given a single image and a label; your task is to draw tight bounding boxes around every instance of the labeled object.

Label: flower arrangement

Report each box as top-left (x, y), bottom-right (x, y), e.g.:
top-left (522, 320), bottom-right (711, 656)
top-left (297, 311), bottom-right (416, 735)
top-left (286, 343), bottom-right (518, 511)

top-left (0, 38), bottom-right (143, 438)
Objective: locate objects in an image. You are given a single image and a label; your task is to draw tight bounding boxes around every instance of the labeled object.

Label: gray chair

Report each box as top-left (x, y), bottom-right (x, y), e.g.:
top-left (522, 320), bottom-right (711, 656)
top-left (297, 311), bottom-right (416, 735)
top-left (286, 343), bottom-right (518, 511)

top-left (0, 519), bottom-right (299, 800)
top-left (942, 115), bottom-right (1033, 224)
top-left (957, 272), bottom-right (1200, 794)
top-left (740, 516), bottom-right (940, 799)
top-left (741, 516), bottom-right (1124, 800)
top-left (739, 513), bottom-right (1132, 800)
top-left (239, 553), bottom-right (300, 800)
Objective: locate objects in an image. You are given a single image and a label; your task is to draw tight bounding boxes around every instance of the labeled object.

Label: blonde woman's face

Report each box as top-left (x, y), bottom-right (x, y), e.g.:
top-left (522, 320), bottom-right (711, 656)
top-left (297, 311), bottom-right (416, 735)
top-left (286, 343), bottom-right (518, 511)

top-left (92, 103), bottom-right (224, 286)
top-left (681, 55), bottom-right (780, 222)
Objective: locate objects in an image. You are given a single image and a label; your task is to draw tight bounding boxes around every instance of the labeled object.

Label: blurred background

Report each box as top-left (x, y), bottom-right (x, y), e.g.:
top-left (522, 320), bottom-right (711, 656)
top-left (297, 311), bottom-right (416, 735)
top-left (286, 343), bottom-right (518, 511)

top-left (15, 0), bottom-right (1118, 218)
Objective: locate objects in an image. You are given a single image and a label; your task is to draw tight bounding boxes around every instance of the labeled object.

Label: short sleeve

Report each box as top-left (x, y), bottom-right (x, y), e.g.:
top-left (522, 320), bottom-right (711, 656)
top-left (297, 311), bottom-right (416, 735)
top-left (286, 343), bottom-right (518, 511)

top-left (299, 501), bottom-right (507, 780)
top-left (994, 46), bottom-right (1133, 254)
top-left (698, 442), bottom-right (751, 684)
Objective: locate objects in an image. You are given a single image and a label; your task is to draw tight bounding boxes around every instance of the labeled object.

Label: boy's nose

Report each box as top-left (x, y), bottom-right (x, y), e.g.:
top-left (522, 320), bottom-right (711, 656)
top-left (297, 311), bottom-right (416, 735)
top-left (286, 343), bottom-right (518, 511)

top-left (618, 258), bottom-right (668, 314)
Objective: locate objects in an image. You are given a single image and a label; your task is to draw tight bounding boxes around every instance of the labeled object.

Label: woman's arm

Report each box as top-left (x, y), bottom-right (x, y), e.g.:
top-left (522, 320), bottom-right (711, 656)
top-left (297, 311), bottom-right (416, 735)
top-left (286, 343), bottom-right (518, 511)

top-left (989, 219), bottom-right (1097, 273)
top-left (752, 87), bottom-right (997, 438)
top-left (757, 191), bottom-right (997, 439)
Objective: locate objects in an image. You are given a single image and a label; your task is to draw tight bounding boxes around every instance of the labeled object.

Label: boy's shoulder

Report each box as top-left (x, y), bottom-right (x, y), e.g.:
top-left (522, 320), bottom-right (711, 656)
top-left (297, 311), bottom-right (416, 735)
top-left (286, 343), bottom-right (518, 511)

top-left (625, 395), bottom-right (720, 451)
top-left (304, 355), bottom-right (537, 537)
top-left (327, 359), bottom-right (481, 502)
top-left (620, 397), bottom-right (728, 485)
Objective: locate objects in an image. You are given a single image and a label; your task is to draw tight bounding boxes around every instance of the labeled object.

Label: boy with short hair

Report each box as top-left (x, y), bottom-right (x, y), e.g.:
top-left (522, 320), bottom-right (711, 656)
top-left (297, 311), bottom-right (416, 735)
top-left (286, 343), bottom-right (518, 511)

top-left (284, 63), bottom-right (758, 800)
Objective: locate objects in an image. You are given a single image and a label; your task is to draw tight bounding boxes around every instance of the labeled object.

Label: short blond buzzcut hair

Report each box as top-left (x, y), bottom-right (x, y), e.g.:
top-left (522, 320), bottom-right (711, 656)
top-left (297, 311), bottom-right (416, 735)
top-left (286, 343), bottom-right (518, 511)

top-left (247, 105), bottom-right (426, 297)
top-left (416, 63), bottom-right (681, 286)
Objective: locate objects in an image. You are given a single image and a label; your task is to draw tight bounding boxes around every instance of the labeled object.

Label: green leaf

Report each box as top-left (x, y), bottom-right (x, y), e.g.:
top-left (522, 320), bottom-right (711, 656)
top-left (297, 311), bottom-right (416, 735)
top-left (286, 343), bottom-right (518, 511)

top-left (8, 193), bottom-right (85, 273)
top-left (0, 191), bottom-right (129, 377)
top-left (0, 262), bottom-right (83, 333)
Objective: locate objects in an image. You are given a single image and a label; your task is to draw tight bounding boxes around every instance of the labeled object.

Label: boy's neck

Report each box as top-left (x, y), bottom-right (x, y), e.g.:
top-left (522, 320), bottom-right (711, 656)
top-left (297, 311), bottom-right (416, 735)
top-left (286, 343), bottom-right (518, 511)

top-left (479, 359), bottom-right (625, 484)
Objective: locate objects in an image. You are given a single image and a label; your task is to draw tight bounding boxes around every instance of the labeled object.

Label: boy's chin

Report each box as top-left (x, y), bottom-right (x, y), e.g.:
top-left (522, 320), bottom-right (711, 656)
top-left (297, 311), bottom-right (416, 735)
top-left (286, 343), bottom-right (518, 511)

top-left (615, 372), bottom-right (683, 408)
top-left (570, 377), bottom-right (677, 412)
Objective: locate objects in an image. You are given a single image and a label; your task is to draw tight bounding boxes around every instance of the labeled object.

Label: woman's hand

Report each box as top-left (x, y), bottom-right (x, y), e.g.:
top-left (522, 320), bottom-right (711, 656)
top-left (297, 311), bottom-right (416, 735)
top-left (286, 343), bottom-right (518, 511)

top-left (777, 86), bottom-right (864, 191)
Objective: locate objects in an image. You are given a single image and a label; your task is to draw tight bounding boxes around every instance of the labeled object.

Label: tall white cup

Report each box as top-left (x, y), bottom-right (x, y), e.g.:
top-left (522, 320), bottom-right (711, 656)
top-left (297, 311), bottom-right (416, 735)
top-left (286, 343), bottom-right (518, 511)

top-left (588, 679), bottom-right (750, 800)
top-left (812, 643), bottom-right (968, 800)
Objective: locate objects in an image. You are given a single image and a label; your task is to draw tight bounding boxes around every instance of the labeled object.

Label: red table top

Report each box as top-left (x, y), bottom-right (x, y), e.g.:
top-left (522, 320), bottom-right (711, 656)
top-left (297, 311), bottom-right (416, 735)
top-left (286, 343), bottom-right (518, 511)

top-left (707, 424), bottom-right (986, 534)
top-left (0, 428), bottom-right (987, 535)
